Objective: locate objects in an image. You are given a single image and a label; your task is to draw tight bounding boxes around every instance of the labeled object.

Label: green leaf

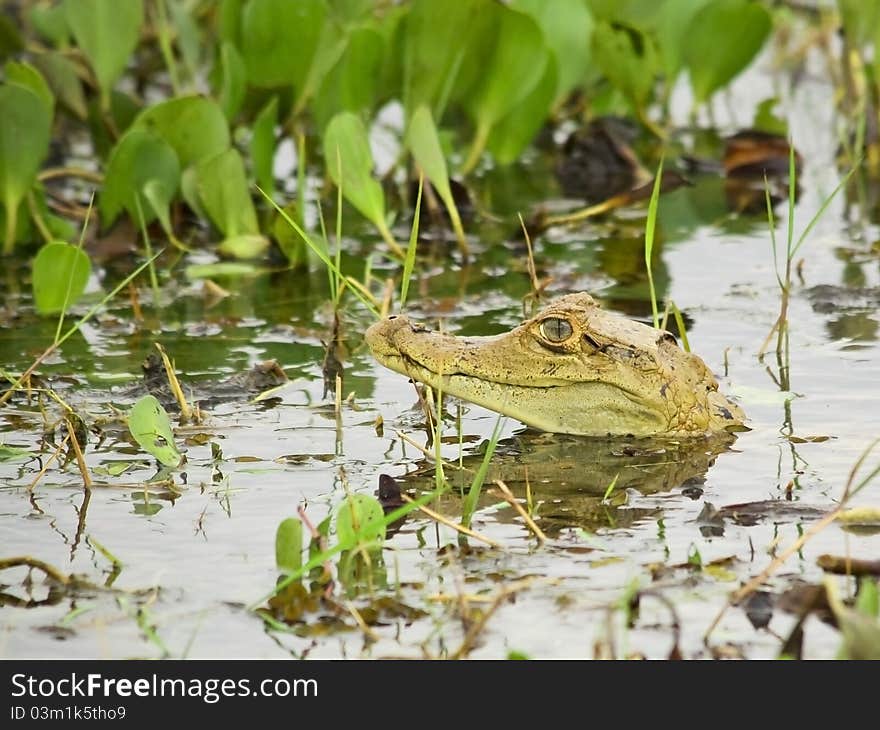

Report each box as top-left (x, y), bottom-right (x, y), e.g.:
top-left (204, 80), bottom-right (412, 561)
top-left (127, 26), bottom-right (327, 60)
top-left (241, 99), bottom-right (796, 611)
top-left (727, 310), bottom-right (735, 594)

top-left (406, 105), bottom-right (466, 248)
top-left (31, 52), bottom-right (88, 119)
top-left (251, 95), bottom-right (278, 197)
top-left (488, 55), bottom-right (557, 164)
top-left (335, 494), bottom-right (386, 546)
top-left (128, 395), bottom-right (182, 468)
top-left (63, 0), bottom-right (143, 109)
top-left (313, 24), bottom-right (384, 126)
top-left (0, 13), bottom-right (25, 61)
top-left (323, 111), bottom-right (387, 234)
top-left (101, 128), bottom-right (180, 228)
top-left (275, 517), bottom-right (304, 574)
top-left (27, 3), bottom-right (68, 48)
top-left (0, 84), bottom-right (52, 253)
top-left (683, 0), bottom-right (772, 104)
top-left (511, 0), bottom-right (593, 102)
top-left (185, 261), bottom-right (261, 280)
top-left (217, 42), bottom-right (246, 122)
top-left (194, 148), bottom-right (259, 238)
top-left (826, 577), bottom-right (880, 660)
top-left (5, 61), bottom-right (54, 113)
top-left (216, 233), bottom-right (270, 259)
top-left (654, 0), bottom-right (712, 83)
top-left (132, 95), bottom-right (230, 168)
top-left (240, 0), bottom-right (326, 89)
top-left (0, 443), bottom-right (29, 462)
top-left (31, 241), bottom-right (91, 315)
top-left (463, 4), bottom-right (549, 172)
top-left (591, 21), bottom-right (659, 113)
top-left (402, 0), bottom-right (484, 118)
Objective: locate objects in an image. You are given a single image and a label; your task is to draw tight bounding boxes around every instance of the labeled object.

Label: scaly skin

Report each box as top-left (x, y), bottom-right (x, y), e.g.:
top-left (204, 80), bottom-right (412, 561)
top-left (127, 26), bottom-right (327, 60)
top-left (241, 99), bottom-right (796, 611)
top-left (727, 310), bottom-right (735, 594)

top-left (365, 292), bottom-right (746, 438)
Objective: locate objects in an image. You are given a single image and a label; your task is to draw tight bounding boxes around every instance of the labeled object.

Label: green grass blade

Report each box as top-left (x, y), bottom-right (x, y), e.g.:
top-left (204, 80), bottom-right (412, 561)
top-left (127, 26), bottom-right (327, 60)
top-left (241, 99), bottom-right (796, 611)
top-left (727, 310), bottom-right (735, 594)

top-left (400, 174), bottom-right (423, 309)
top-left (644, 157), bottom-right (664, 329)
top-left (790, 165), bottom-right (857, 259)
top-left (763, 173), bottom-right (783, 288)
top-left (258, 186), bottom-right (378, 316)
top-left (461, 413), bottom-right (505, 529)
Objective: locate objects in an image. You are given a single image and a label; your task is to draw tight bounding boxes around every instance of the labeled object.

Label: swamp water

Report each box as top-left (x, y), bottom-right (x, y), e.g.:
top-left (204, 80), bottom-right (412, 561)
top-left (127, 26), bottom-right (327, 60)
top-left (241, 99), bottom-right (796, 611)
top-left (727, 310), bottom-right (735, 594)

top-left (1, 59), bottom-right (879, 660)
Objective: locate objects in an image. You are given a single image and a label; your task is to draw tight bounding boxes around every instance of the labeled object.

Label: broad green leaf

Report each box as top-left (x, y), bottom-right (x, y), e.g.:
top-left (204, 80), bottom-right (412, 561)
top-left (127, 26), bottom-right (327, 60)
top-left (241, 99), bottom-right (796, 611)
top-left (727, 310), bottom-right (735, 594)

top-left (194, 148), bottom-right (259, 239)
top-left (0, 84), bottom-right (52, 253)
top-left (128, 395), bottom-right (182, 468)
top-left (295, 17), bottom-right (348, 114)
top-left (683, 0), bottom-right (772, 104)
top-left (406, 106), bottom-right (453, 203)
top-left (133, 96), bottom-right (230, 168)
top-left (218, 0), bottom-right (244, 45)
top-left (251, 95), bottom-right (278, 197)
top-left (101, 128), bottom-right (180, 228)
top-left (313, 24), bottom-right (384, 126)
top-left (31, 52), bottom-right (88, 119)
top-left (463, 4), bottom-right (549, 172)
top-left (31, 241), bottom-right (91, 315)
top-left (591, 21), bottom-right (659, 113)
top-left (654, 0), bottom-right (712, 82)
top-left (185, 261), bottom-right (261, 279)
top-left (402, 0), bottom-right (485, 118)
top-left (27, 3), bottom-right (68, 47)
top-left (217, 41), bottom-right (246, 121)
top-left (406, 105), bottom-right (465, 247)
top-left (0, 443), bottom-right (29, 462)
top-left (323, 111), bottom-right (386, 233)
top-left (240, 0), bottom-right (326, 89)
top-left (217, 233), bottom-right (270, 259)
top-left (0, 13), bottom-right (25, 60)
top-left (511, 0), bottom-right (593, 102)
top-left (837, 0), bottom-right (880, 50)
top-left (63, 0), bottom-right (143, 109)
top-left (5, 61), bottom-right (54, 113)
top-left (488, 55), bottom-right (557, 164)
top-left (275, 517), bottom-right (304, 574)
top-left (335, 494), bottom-right (386, 546)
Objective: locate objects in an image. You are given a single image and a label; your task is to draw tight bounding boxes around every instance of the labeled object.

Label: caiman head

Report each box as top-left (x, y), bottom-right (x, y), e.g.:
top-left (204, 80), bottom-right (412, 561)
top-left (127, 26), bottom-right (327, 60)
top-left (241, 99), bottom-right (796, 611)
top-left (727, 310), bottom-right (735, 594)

top-left (365, 292), bottom-right (746, 438)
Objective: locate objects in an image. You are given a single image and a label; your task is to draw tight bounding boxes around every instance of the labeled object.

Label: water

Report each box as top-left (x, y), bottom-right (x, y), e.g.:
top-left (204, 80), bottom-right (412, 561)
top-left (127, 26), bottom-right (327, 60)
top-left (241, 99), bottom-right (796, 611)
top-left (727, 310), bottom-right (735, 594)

top-left (2, 50), bottom-right (879, 660)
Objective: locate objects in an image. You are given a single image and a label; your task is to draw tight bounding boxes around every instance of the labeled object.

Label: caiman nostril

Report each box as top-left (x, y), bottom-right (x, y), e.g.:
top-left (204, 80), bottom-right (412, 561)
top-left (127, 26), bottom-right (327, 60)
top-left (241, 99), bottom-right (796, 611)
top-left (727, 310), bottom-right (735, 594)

top-left (388, 315), bottom-right (397, 320)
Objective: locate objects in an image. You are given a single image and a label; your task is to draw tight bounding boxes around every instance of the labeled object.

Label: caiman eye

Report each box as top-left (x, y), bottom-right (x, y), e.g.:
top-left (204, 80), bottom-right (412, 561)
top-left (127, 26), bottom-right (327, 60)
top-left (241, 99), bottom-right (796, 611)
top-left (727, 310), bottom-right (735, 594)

top-left (539, 317), bottom-right (573, 343)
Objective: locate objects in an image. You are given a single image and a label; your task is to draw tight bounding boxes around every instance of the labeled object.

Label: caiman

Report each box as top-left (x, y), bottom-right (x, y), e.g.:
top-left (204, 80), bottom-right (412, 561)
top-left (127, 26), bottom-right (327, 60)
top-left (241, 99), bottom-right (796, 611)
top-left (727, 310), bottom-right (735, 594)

top-left (365, 292), bottom-right (746, 438)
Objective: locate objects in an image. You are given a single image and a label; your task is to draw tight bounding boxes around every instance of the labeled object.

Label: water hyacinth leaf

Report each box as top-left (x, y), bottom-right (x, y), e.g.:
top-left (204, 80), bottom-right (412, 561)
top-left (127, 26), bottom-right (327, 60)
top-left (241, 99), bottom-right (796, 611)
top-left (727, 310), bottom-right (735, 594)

top-left (31, 52), bottom-right (88, 119)
top-left (591, 21), bottom-right (659, 115)
top-left (683, 0), bottom-right (772, 104)
top-left (0, 13), bottom-right (25, 60)
top-left (313, 24), bottom-right (384, 126)
top-left (463, 4), bottom-right (549, 172)
top-left (240, 0), bottom-right (325, 90)
top-left (335, 494), bottom-right (386, 546)
top-left (295, 18), bottom-right (348, 115)
top-left (28, 3), bottom-right (69, 47)
top-left (5, 61), bottom-right (54, 113)
top-left (251, 95), bottom-right (278, 197)
top-left (31, 241), bottom-right (91, 315)
top-left (217, 233), bottom-right (270, 259)
top-left (217, 41), bottom-right (246, 121)
top-left (654, 0), bottom-right (712, 83)
top-left (0, 443), bottom-right (30, 462)
top-left (218, 0), bottom-right (243, 45)
top-left (194, 148), bottom-right (259, 238)
top-left (511, 0), bottom-right (593, 103)
top-left (402, 0), bottom-right (483, 118)
top-left (133, 95), bottom-right (230, 168)
top-left (63, 0), bottom-right (143, 109)
top-left (323, 111), bottom-right (387, 235)
top-left (488, 55), bottom-right (557, 165)
top-left (128, 395), bottom-right (182, 468)
top-left (101, 128), bottom-right (180, 228)
top-left (0, 84), bottom-right (52, 253)
top-left (406, 105), bottom-right (466, 249)
top-left (275, 517), bottom-right (304, 574)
